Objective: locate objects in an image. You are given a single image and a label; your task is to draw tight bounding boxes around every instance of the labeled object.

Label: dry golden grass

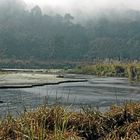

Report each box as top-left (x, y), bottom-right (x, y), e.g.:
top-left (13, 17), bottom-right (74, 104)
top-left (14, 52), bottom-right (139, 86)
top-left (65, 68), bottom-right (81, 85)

top-left (72, 61), bottom-right (140, 81)
top-left (0, 102), bottom-right (140, 140)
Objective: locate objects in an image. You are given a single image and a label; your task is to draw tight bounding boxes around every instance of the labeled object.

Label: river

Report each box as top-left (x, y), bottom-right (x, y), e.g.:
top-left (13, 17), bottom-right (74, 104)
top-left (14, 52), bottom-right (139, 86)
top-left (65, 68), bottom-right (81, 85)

top-left (0, 74), bottom-right (140, 116)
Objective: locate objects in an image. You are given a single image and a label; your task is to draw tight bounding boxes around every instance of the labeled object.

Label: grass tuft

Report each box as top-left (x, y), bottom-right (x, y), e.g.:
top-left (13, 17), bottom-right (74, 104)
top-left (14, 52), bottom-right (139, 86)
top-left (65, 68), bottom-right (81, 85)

top-left (0, 102), bottom-right (140, 139)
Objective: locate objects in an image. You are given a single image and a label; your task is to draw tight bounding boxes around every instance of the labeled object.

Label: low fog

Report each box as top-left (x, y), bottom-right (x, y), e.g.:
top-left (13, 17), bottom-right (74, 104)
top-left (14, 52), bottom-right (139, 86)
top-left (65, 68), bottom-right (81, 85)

top-left (0, 0), bottom-right (140, 22)
top-left (23, 0), bottom-right (140, 18)
top-left (27, 0), bottom-right (140, 23)
top-left (0, 0), bottom-right (140, 65)
top-left (24, 0), bottom-right (140, 12)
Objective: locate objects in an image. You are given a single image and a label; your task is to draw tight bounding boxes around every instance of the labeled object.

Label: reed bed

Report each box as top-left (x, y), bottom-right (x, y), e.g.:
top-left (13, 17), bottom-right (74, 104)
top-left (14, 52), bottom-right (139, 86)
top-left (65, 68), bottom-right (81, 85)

top-left (0, 102), bottom-right (140, 140)
top-left (72, 62), bottom-right (140, 81)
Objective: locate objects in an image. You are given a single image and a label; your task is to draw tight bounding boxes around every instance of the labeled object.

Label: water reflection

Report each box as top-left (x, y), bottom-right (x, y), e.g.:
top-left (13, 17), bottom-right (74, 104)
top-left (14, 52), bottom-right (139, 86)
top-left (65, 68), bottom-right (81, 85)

top-left (0, 75), bottom-right (140, 116)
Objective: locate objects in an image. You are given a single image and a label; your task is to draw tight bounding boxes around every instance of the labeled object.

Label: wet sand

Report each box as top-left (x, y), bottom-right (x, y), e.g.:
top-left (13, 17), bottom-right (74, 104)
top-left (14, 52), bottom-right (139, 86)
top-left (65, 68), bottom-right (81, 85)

top-left (0, 72), bottom-right (87, 88)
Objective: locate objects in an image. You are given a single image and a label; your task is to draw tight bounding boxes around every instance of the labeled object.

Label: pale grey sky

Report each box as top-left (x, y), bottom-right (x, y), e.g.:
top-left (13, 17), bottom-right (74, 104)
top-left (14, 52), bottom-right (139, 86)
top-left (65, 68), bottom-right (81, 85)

top-left (23, 0), bottom-right (140, 21)
top-left (23, 0), bottom-right (140, 10)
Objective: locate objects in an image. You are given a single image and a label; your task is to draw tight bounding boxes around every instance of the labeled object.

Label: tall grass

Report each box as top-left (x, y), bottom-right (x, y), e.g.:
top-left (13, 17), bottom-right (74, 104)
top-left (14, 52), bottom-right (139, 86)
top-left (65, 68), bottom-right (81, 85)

top-left (0, 102), bottom-right (140, 140)
top-left (71, 61), bottom-right (140, 81)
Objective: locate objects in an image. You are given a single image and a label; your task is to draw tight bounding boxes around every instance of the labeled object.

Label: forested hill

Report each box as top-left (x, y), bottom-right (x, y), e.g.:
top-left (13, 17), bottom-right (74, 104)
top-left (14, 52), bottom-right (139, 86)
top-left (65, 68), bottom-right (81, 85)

top-left (0, 0), bottom-right (140, 68)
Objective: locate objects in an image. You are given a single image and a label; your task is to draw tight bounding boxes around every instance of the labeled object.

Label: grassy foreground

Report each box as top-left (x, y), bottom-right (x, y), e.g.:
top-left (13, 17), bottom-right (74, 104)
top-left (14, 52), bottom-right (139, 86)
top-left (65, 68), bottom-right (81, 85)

top-left (0, 102), bottom-right (140, 140)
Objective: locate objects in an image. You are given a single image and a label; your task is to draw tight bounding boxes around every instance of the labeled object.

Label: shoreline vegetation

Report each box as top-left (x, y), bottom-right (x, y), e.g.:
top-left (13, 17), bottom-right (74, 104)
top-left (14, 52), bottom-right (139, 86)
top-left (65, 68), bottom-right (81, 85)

top-left (70, 61), bottom-right (140, 82)
top-left (0, 102), bottom-right (140, 140)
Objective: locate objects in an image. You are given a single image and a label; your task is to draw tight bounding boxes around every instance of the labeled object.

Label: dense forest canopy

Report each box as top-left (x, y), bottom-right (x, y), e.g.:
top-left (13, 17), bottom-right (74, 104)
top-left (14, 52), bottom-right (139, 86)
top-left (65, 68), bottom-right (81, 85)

top-left (0, 0), bottom-right (140, 68)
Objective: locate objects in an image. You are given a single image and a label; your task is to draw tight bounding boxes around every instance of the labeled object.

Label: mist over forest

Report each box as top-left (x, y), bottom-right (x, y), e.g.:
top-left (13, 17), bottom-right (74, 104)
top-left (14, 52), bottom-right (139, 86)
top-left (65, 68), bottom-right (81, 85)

top-left (0, 0), bottom-right (140, 68)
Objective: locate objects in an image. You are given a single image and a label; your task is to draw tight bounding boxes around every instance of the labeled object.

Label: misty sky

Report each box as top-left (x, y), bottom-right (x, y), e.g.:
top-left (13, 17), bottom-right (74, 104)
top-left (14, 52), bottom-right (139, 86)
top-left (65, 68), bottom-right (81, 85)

top-left (24, 0), bottom-right (140, 11)
top-left (23, 0), bottom-right (140, 21)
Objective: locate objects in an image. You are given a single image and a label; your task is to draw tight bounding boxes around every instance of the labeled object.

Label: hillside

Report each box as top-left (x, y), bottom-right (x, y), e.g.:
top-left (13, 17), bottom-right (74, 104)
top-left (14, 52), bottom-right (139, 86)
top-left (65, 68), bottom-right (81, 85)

top-left (0, 0), bottom-right (140, 68)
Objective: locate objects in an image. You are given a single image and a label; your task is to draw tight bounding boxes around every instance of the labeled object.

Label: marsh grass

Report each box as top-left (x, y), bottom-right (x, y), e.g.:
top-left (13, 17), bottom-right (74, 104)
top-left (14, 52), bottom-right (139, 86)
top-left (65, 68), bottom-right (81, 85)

top-left (72, 62), bottom-right (140, 81)
top-left (0, 102), bottom-right (140, 139)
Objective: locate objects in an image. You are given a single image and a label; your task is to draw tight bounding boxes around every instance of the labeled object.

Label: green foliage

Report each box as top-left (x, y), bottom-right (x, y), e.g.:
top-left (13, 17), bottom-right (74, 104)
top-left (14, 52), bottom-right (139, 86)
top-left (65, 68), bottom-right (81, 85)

top-left (0, 1), bottom-right (140, 67)
top-left (0, 1), bottom-right (88, 65)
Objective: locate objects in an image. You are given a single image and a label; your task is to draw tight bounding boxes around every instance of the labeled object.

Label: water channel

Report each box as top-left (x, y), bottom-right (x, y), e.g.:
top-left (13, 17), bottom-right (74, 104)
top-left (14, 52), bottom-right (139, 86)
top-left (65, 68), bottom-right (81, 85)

top-left (0, 74), bottom-right (140, 116)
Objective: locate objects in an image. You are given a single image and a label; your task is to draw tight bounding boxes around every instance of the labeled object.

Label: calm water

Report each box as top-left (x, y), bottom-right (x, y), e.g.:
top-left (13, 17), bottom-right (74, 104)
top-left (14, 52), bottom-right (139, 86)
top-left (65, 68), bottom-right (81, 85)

top-left (0, 74), bottom-right (140, 116)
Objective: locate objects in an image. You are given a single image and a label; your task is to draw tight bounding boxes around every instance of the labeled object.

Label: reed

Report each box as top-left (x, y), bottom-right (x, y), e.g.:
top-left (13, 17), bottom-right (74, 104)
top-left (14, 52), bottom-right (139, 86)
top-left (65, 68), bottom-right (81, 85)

top-left (71, 61), bottom-right (140, 81)
top-left (0, 102), bottom-right (140, 140)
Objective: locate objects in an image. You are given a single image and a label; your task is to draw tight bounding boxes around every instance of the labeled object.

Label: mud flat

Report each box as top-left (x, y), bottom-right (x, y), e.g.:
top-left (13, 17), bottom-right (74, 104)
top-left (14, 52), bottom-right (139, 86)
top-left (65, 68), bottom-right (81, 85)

top-left (0, 72), bottom-right (87, 88)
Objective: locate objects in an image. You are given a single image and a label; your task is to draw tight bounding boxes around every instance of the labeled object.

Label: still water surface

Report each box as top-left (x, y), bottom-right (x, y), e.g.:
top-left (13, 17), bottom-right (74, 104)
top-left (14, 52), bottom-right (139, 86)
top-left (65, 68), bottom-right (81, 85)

top-left (0, 74), bottom-right (140, 116)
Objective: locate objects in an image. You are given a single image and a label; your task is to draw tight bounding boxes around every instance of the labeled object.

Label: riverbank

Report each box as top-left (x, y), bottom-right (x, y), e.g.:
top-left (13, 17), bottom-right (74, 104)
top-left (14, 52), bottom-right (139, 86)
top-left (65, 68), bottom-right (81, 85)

top-left (0, 72), bottom-right (87, 89)
top-left (71, 62), bottom-right (140, 81)
top-left (0, 102), bottom-right (140, 140)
